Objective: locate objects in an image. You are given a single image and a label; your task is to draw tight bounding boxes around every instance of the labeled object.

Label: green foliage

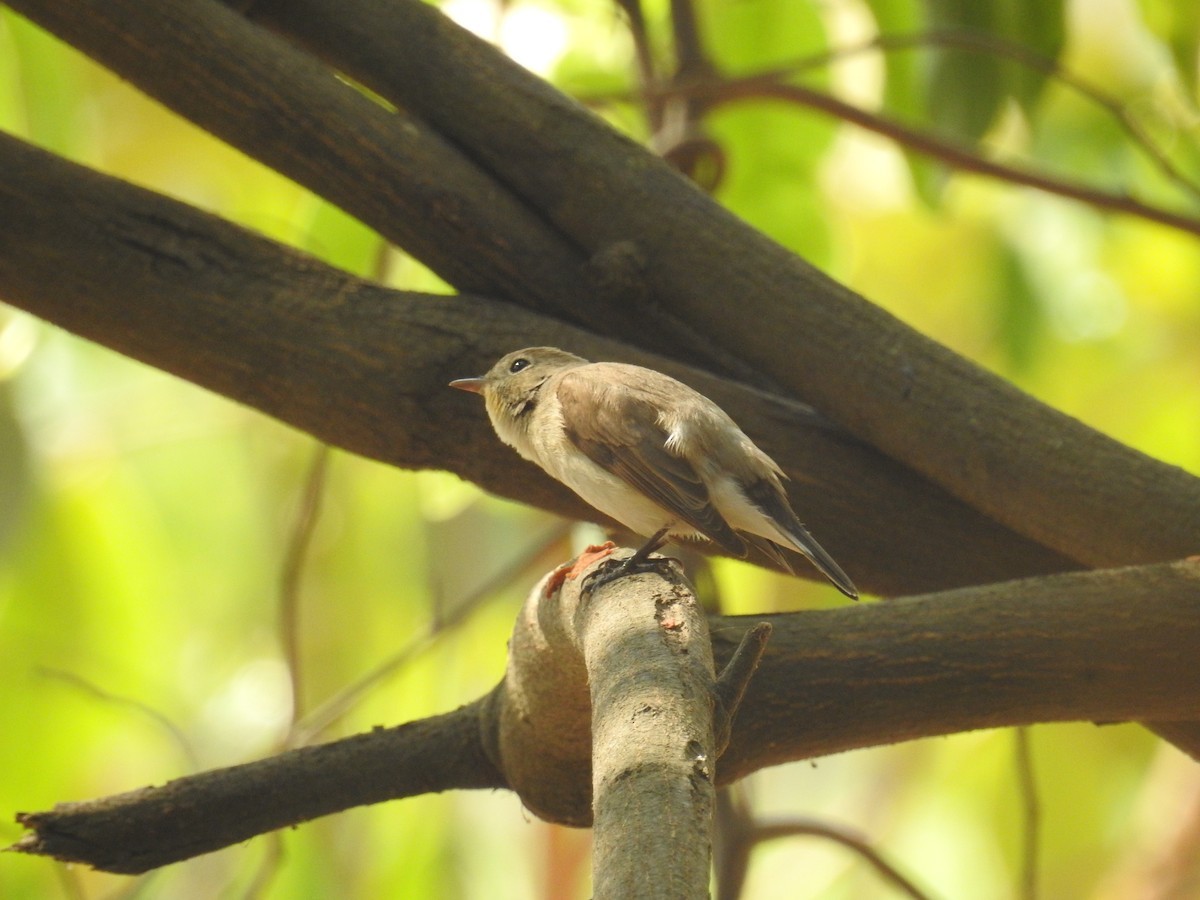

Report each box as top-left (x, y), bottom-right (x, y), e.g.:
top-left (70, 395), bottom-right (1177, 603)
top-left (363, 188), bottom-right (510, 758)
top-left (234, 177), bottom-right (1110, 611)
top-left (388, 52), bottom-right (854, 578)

top-left (2, 1), bottom-right (1200, 898)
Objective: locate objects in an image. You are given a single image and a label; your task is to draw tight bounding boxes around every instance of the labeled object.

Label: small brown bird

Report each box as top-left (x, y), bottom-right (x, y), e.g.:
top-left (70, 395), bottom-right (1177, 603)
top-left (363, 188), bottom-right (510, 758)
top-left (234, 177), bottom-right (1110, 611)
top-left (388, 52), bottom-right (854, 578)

top-left (450, 347), bottom-right (857, 598)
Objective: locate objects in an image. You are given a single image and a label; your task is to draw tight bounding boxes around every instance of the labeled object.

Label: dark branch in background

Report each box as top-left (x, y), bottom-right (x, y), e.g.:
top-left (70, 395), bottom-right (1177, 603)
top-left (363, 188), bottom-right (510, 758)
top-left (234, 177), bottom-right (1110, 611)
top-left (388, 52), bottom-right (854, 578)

top-left (0, 131), bottom-right (1077, 596)
top-left (15, 558), bottom-right (1200, 873)
top-left (714, 560), bottom-right (1200, 776)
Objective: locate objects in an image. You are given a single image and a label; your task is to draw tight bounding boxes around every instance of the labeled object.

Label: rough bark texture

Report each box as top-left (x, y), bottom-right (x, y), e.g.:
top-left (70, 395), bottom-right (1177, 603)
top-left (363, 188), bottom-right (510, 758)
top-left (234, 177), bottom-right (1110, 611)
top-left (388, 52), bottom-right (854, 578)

top-left (492, 551), bottom-right (719, 898)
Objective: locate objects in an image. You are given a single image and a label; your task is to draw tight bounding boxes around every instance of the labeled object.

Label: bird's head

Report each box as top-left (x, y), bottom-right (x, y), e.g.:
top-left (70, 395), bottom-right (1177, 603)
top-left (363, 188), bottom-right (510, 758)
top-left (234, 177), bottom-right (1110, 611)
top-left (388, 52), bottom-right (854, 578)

top-left (450, 347), bottom-right (589, 436)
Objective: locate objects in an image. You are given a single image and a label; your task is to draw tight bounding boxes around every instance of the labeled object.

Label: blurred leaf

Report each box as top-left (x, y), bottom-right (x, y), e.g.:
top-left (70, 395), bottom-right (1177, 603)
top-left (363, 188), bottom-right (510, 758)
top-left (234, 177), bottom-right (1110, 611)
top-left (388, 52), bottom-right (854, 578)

top-left (295, 197), bottom-right (385, 277)
top-left (700, 0), bottom-right (836, 262)
top-left (701, 0), bottom-right (830, 76)
top-left (1008, 0), bottom-right (1065, 113)
top-left (864, 0), bottom-right (952, 208)
top-left (1141, 0), bottom-right (1200, 99)
top-left (707, 102), bottom-right (838, 265)
top-left (866, 0), bottom-right (924, 117)
top-left (896, 0), bottom-right (1065, 205)
top-left (993, 241), bottom-right (1045, 373)
top-left (925, 0), bottom-right (1009, 144)
top-left (0, 10), bottom-right (88, 154)
top-left (925, 0), bottom-right (1064, 134)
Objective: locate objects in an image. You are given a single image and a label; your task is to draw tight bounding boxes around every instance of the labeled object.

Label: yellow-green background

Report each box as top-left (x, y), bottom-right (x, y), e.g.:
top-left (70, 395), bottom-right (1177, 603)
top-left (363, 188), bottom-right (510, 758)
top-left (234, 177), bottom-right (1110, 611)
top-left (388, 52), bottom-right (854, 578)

top-left (1, 0), bottom-right (1198, 897)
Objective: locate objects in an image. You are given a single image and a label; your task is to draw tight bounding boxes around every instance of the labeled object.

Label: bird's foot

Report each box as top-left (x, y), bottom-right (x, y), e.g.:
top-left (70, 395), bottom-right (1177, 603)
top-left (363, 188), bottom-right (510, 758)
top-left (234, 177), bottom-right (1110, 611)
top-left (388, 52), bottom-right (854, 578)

top-left (580, 550), bottom-right (676, 596)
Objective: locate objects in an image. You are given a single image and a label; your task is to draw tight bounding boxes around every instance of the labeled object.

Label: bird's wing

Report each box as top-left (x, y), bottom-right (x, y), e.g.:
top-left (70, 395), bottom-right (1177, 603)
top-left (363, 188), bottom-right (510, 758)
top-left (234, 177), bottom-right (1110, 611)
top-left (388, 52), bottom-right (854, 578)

top-left (556, 371), bottom-right (746, 556)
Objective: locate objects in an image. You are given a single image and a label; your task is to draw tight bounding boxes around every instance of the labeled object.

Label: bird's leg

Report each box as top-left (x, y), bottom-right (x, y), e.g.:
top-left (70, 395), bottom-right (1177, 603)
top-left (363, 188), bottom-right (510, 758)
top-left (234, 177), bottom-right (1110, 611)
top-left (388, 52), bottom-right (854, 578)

top-left (623, 527), bottom-right (671, 569)
top-left (582, 527), bottom-right (672, 594)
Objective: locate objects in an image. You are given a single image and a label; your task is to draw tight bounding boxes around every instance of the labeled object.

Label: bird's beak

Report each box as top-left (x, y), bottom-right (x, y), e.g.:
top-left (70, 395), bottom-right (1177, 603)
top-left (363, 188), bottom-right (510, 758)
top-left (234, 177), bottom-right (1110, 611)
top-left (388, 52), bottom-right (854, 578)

top-left (449, 376), bottom-right (486, 394)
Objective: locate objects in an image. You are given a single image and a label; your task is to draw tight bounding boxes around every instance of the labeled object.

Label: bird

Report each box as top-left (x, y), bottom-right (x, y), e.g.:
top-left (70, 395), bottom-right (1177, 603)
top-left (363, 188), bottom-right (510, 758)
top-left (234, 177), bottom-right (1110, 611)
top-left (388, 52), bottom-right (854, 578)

top-left (449, 347), bottom-right (857, 598)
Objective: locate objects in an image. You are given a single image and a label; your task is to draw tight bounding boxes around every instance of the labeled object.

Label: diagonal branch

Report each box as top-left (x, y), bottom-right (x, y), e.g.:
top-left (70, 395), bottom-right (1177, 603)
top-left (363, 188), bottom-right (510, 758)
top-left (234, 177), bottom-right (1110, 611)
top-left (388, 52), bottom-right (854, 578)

top-left (0, 0), bottom-right (625, 339)
top-left (8, 0), bottom-right (1199, 571)
top-left (0, 130), bottom-right (1077, 596)
top-left (213, 0), bottom-right (1200, 569)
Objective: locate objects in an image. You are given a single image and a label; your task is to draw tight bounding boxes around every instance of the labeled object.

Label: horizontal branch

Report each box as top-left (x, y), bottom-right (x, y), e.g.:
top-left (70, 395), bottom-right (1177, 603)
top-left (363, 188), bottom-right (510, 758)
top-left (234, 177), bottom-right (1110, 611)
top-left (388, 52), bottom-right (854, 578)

top-left (716, 557), bottom-right (1200, 779)
top-left (13, 559), bottom-right (1199, 873)
top-left (0, 131), bottom-right (1076, 596)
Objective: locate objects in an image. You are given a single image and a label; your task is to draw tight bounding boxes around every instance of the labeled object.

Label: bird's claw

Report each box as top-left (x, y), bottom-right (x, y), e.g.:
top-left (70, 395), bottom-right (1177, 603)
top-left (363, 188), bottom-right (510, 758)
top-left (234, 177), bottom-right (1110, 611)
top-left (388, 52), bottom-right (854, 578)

top-left (580, 552), bottom-right (676, 596)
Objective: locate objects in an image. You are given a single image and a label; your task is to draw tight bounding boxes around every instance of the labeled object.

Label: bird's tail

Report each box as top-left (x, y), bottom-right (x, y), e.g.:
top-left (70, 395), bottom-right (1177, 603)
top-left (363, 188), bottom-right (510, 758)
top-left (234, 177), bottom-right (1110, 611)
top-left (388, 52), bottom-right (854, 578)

top-left (747, 529), bottom-right (858, 599)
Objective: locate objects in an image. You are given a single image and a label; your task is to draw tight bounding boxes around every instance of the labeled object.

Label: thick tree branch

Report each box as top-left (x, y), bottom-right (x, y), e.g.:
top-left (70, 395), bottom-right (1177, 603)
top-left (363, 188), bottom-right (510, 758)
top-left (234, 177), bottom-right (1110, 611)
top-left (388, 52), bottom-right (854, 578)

top-left (715, 557), bottom-right (1200, 779)
top-left (13, 558), bottom-right (1199, 873)
top-left (0, 0), bottom-right (624, 338)
top-left (4, 0), bottom-right (1196, 883)
top-left (218, 0), bottom-right (1200, 568)
top-left (0, 131), bottom-right (1076, 596)
top-left (494, 550), bottom-right (720, 897)
top-left (7, 0), bottom-right (1196, 572)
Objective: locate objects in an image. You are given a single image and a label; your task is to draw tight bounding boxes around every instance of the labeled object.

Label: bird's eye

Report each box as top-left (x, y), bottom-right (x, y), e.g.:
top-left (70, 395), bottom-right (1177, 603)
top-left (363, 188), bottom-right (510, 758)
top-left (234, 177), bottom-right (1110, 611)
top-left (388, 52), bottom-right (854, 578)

top-left (509, 357), bottom-right (530, 373)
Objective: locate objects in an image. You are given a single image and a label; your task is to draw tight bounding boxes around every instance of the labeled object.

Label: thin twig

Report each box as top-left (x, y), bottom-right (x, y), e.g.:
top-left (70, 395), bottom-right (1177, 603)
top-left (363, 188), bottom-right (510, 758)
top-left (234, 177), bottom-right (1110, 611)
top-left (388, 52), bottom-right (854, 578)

top-left (757, 28), bottom-right (1200, 204)
top-left (753, 817), bottom-right (933, 900)
top-left (1015, 726), bottom-right (1041, 900)
top-left (286, 520), bottom-right (571, 746)
top-left (704, 79), bottom-right (1200, 237)
top-left (277, 443), bottom-right (331, 725)
top-left (585, 25), bottom-right (1200, 236)
top-left (35, 667), bottom-right (199, 771)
